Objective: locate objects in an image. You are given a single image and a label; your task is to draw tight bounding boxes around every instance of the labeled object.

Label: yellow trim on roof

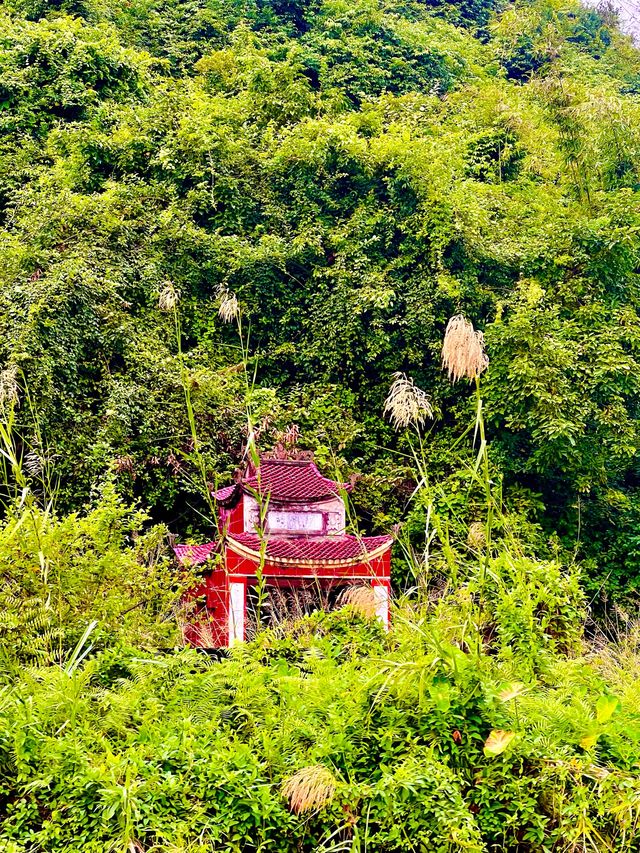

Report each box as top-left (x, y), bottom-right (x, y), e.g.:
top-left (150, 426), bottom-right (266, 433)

top-left (225, 535), bottom-right (392, 568)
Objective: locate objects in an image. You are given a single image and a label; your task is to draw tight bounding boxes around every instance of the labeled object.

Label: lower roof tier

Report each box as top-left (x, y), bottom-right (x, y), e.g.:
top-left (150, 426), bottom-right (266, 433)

top-left (227, 533), bottom-right (392, 568)
top-left (173, 534), bottom-right (392, 569)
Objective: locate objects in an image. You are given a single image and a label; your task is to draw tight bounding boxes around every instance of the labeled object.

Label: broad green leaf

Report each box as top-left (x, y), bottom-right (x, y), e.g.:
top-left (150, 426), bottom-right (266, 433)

top-left (484, 730), bottom-right (516, 757)
top-left (429, 684), bottom-right (451, 712)
top-left (595, 694), bottom-right (619, 724)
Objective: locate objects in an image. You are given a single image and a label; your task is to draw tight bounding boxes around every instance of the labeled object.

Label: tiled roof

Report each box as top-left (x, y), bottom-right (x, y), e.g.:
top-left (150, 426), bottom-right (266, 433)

top-left (226, 533), bottom-right (392, 566)
top-left (173, 541), bottom-right (217, 566)
top-left (211, 483), bottom-right (240, 505)
top-left (243, 459), bottom-right (350, 503)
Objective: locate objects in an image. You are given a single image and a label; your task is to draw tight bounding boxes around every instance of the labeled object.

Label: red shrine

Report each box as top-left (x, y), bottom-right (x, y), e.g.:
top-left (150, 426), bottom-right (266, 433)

top-left (173, 457), bottom-right (393, 647)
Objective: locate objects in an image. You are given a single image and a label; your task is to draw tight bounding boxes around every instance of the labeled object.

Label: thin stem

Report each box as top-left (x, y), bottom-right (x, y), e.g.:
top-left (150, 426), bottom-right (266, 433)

top-left (474, 375), bottom-right (493, 581)
top-left (172, 303), bottom-right (214, 516)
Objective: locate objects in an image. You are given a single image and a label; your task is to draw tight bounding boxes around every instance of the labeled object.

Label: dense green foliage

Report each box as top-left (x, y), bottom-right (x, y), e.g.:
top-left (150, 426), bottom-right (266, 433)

top-left (2, 512), bottom-right (640, 852)
top-left (4, 0), bottom-right (640, 848)
top-left (0, 483), bottom-right (182, 663)
top-left (1, 0), bottom-right (640, 594)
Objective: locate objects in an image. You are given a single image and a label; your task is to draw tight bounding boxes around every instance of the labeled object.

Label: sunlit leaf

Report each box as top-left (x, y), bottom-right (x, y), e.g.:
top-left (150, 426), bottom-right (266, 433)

top-left (580, 733), bottom-right (599, 749)
top-left (498, 682), bottom-right (526, 702)
top-left (484, 730), bottom-right (516, 757)
top-left (595, 694), bottom-right (619, 724)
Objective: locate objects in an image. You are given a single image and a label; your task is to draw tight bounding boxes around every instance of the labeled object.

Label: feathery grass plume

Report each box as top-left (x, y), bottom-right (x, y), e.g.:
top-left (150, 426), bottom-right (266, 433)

top-left (282, 765), bottom-right (337, 814)
top-left (384, 372), bottom-right (433, 430)
top-left (23, 451), bottom-right (42, 477)
top-left (0, 364), bottom-right (19, 408)
top-left (467, 521), bottom-right (486, 549)
top-left (339, 585), bottom-right (378, 618)
top-left (441, 314), bottom-right (489, 383)
top-left (194, 618), bottom-right (219, 649)
top-left (218, 290), bottom-right (239, 323)
top-left (158, 282), bottom-right (179, 312)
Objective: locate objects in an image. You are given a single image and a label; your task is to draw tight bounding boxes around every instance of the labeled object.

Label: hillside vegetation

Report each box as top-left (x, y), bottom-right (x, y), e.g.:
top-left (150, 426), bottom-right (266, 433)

top-left (2, 0), bottom-right (640, 594)
top-left (2, 0), bottom-right (640, 849)
top-left (1, 495), bottom-right (640, 852)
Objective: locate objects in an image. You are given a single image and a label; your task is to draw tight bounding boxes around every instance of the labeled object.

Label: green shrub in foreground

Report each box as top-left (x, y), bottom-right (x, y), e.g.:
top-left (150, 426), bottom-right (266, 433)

top-left (0, 549), bottom-right (639, 852)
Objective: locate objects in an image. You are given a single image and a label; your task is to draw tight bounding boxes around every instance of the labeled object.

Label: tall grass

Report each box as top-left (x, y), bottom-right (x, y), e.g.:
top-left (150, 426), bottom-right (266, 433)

top-left (0, 315), bottom-right (638, 851)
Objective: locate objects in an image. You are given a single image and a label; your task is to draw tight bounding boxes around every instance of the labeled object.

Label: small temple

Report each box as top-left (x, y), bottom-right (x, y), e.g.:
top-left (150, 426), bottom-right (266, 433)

top-left (173, 455), bottom-right (393, 647)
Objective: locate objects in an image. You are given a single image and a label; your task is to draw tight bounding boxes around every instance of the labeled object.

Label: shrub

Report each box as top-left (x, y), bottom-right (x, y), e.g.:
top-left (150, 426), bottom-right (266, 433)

top-left (476, 553), bottom-right (585, 671)
top-left (0, 481), bottom-right (182, 667)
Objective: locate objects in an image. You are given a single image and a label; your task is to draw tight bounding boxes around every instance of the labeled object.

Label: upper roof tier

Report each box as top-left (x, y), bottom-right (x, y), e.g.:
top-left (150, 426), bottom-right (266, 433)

top-left (212, 458), bottom-right (351, 506)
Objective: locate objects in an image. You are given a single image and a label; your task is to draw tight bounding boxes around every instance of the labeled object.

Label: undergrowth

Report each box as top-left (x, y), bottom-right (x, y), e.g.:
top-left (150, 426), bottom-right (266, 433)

top-left (0, 321), bottom-right (638, 851)
top-left (0, 566), bottom-right (638, 852)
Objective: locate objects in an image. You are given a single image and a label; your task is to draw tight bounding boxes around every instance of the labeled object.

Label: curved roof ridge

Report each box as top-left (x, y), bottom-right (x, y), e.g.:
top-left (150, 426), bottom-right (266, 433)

top-left (211, 457), bottom-right (354, 506)
top-left (173, 541), bottom-right (218, 566)
top-left (243, 458), bottom-right (351, 502)
top-left (226, 532), bottom-right (392, 567)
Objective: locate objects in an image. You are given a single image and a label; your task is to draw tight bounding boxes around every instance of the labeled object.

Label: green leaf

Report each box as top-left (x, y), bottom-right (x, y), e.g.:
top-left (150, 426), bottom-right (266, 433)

top-left (595, 694), bottom-right (619, 724)
top-left (429, 682), bottom-right (451, 712)
top-left (580, 733), bottom-right (599, 749)
top-left (484, 730), bottom-right (516, 757)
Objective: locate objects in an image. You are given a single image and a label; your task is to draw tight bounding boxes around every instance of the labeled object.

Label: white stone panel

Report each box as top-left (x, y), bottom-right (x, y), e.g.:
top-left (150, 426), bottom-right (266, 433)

top-left (229, 582), bottom-right (245, 645)
top-left (373, 585), bottom-right (389, 629)
top-left (267, 510), bottom-right (323, 533)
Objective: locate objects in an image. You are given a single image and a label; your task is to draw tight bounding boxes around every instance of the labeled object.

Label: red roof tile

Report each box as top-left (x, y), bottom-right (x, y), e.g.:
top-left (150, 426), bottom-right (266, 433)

top-left (227, 533), bottom-right (392, 566)
top-left (243, 459), bottom-right (350, 503)
top-left (211, 483), bottom-right (240, 504)
top-left (173, 541), bottom-right (218, 566)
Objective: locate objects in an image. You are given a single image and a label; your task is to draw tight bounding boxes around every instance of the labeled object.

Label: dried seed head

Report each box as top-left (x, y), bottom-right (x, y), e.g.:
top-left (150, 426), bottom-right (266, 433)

top-left (384, 372), bottom-right (433, 430)
top-left (282, 766), bottom-right (337, 814)
top-left (441, 315), bottom-right (489, 383)
top-left (23, 451), bottom-right (42, 477)
top-left (467, 521), bottom-right (486, 550)
top-left (0, 364), bottom-right (19, 408)
top-left (338, 585), bottom-right (378, 619)
top-left (218, 290), bottom-right (239, 323)
top-left (158, 282), bottom-right (179, 312)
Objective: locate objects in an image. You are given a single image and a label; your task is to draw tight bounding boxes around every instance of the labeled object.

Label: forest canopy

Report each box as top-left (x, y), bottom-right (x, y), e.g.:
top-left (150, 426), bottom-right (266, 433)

top-left (1, 0), bottom-right (640, 597)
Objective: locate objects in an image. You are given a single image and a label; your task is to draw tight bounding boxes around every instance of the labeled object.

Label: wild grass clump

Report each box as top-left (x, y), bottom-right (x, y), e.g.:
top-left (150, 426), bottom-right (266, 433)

top-left (0, 579), bottom-right (638, 853)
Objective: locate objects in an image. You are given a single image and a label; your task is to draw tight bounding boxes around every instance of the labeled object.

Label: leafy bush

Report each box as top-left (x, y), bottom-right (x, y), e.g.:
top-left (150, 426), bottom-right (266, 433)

top-left (0, 482), bottom-right (182, 666)
top-left (476, 553), bottom-right (585, 670)
top-left (0, 14), bottom-right (149, 134)
top-left (0, 571), bottom-right (638, 851)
